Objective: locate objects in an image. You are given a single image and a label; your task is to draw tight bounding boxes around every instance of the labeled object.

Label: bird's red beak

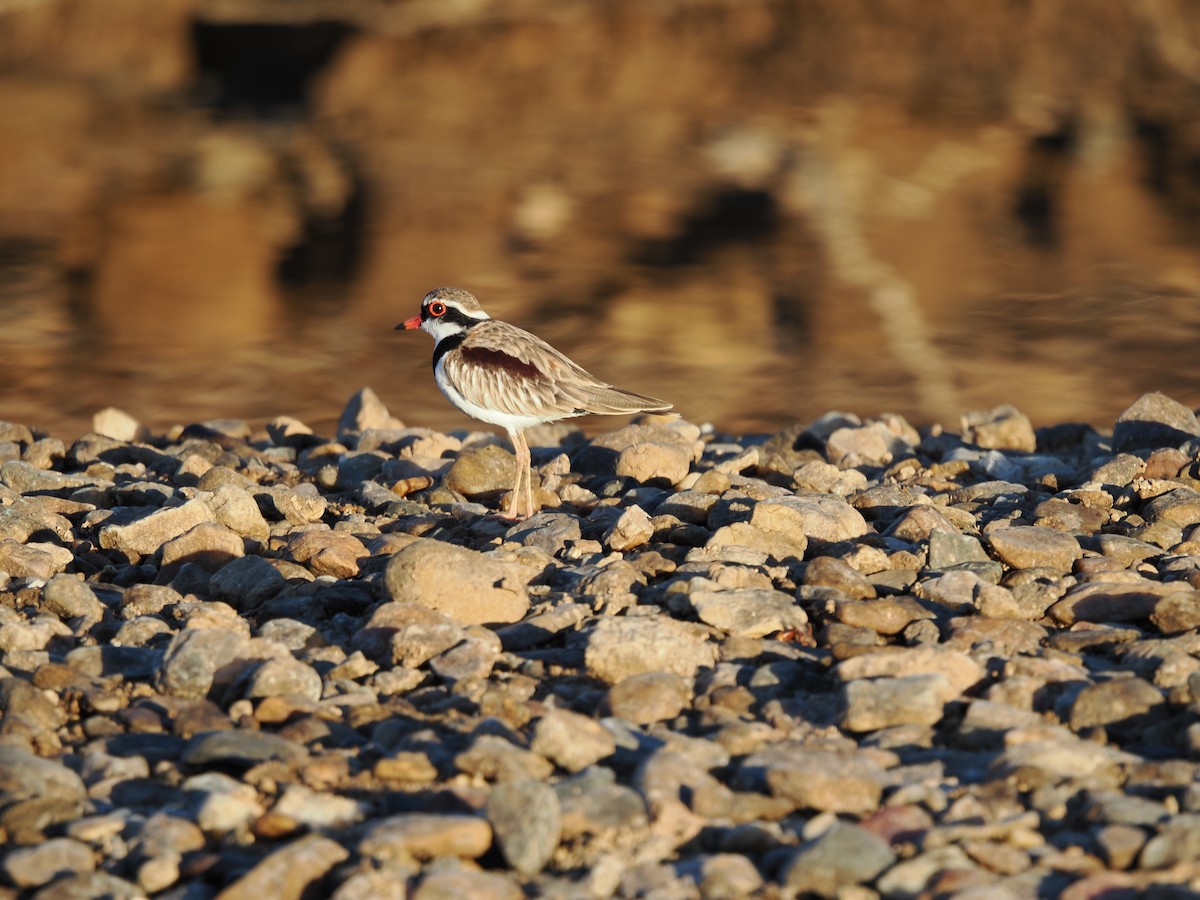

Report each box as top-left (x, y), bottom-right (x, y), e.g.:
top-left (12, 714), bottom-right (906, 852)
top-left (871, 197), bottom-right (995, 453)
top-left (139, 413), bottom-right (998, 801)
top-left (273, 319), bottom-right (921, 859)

top-left (397, 314), bottom-right (422, 331)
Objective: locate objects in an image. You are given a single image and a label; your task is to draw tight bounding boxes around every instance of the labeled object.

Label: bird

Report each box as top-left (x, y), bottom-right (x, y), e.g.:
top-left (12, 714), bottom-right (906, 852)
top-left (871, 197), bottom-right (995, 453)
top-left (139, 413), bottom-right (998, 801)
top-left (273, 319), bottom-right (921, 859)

top-left (397, 287), bottom-right (673, 520)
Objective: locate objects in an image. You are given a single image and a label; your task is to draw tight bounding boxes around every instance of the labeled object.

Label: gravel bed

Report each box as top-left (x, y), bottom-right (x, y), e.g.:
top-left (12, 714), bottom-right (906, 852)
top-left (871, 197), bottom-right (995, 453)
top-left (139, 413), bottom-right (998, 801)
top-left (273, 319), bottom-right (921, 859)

top-left (1, 390), bottom-right (1200, 898)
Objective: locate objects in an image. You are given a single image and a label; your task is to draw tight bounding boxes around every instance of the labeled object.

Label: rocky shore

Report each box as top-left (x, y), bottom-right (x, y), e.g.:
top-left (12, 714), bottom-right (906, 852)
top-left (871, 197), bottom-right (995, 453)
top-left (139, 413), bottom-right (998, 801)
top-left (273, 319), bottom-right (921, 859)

top-left (1, 389), bottom-right (1200, 898)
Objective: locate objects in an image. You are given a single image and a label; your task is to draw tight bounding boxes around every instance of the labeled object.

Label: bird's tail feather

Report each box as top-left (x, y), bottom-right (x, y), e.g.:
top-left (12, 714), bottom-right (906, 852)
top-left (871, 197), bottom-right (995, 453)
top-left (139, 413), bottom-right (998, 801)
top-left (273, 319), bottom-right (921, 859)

top-left (574, 384), bottom-right (674, 416)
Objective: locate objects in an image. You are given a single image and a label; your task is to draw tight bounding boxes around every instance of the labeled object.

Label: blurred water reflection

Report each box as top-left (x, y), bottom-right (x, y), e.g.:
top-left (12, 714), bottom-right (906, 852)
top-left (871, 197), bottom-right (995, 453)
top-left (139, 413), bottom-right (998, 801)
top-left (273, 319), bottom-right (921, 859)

top-left (2, 0), bottom-right (1200, 440)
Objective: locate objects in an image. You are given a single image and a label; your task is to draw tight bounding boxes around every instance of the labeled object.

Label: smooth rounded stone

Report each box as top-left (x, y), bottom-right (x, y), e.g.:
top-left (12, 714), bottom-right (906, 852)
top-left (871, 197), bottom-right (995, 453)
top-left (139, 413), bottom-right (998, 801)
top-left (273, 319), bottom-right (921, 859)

top-left (374, 750), bottom-right (439, 785)
top-left (874, 845), bottom-right (975, 898)
top-left (674, 853), bottom-right (764, 900)
top-left (156, 627), bottom-right (254, 699)
top-left (955, 699), bottom-right (1044, 750)
top-left (737, 744), bottom-right (887, 814)
top-left (429, 636), bottom-right (498, 683)
top-left (825, 424), bottom-right (896, 467)
top-left (884, 505), bottom-right (969, 541)
top-left (653, 490), bottom-right (719, 525)
top-left (1143, 486), bottom-right (1200, 529)
top-left (243, 656), bottom-right (322, 703)
top-left (787, 460), bottom-right (864, 496)
top-left (706, 521), bottom-right (807, 564)
top-left (750, 494), bottom-right (870, 545)
top-left (584, 616), bottom-right (717, 685)
top-left (212, 833), bottom-right (349, 900)
top-left (606, 672), bottom-right (691, 725)
top-left (1113, 391), bottom-right (1200, 452)
top-left (26, 871), bottom-right (145, 899)
top-left (119, 583), bottom-right (183, 619)
top-left (454, 734), bottom-right (554, 783)
top-left (577, 423), bottom-right (696, 485)
top-left (804, 555), bottom-right (876, 599)
top-left (0, 746), bottom-right (87, 841)
top-left (1048, 580), bottom-right (1187, 626)
top-left (206, 483), bottom-right (271, 542)
top-left (943, 617), bottom-right (1048, 656)
top-left (1, 460), bottom-right (104, 494)
top-left (530, 708), bottom-right (617, 773)
top-left (287, 529), bottom-right (368, 578)
top-left (209, 555), bottom-right (288, 611)
top-left (1068, 677), bottom-right (1165, 731)
top-left (835, 647), bottom-right (985, 697)
top-left (504, 512), bottom-right (582, 557)
top-left (0, 498), bottom-right (71, 545)
top-left (410, 867), bottom-right (523, 900)
top-left (384, 539), bottom-right (530, 626)
top-left (1149, 592), bottom-right (1200, 634)
top-left (1081, 790), bottom-right (1171, 829)
top-left (986, 526), bottom-right (1081, 572)
top-left (441, 442), bottom-right (515, 500)
top-left (840, 673), bottom-right (953, 732)
top-left (257, 618), bottom-right (319, 652)
top-left (555, 767), bottom-right (649, 841)
top-left (129, 810), bottom-right (206, 862)
top-left (834, 596), bottom-right (933, 635)
top-left (991, 731), bottom-right (1140, 788)
top-left (352, 602), bottom-right (466, 668)
top-left (1089, 533), bottom-right (1161, 567)
top-left (0, 676), bottom-right (66, 739)
top-left (1031, 497), bottom-right (1107, 534)
top-left (687, 588), bottom-right (808, 639)
top-left (778, 819), bottom-right (897, 898)
top-left (338, 386), bottom-right (402, 439)
top-left (160, 520), bottom-right (244, 573)
top-left (183, 730), bottom-right (307, 767)
top-left (1, 837), bottom-right (95, 888)
top-left (184, 771), bottom-right (266, 835)
top-left (604, 504), bottom-right (653, 552)
top-left (928, 529), bottom-right (991, 569)
top-left (485, 780), bottom-right (561, 876)
top-left (918, 569), bottom-right (1020, 618)
top-left (257, 484), bottom-right (328, 525)
top-left (98, 497), bottom-right (215, 556)
top-left (41, 574), bottom-right (104, 628)
top-left (272, 785), bottom-right (364, 830)
top-left (359, 814), bottom-right (492, 863)
top-left (0, 540), bottom-right (72, 580)
top-left (1138, 813), bottom-right (1200, 869)
top-left (961, 405), bottom-right (1037, 453)
top-left (1095, 824), bottom-right (1148, 870)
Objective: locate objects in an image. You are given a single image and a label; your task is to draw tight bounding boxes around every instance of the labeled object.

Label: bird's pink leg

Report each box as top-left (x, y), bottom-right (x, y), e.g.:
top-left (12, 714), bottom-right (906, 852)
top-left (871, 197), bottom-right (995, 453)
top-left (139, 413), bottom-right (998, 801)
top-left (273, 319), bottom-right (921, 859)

top-left (522, 431), bottom-right (535, 519)
top-left (503, 429), bottom-right (529, 520)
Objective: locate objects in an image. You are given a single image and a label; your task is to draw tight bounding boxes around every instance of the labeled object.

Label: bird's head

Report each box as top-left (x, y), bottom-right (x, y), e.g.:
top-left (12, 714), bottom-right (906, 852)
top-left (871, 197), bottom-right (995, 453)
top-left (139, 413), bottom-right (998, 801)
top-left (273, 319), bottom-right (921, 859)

top-left (397, 287), bottom-right (489, 342)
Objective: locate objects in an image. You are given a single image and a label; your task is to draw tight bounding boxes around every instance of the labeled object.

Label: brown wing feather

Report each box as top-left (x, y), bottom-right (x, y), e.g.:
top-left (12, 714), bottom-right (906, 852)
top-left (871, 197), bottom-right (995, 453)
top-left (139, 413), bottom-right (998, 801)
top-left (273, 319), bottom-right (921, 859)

top-left (450, 320), bottom-right (673, 419)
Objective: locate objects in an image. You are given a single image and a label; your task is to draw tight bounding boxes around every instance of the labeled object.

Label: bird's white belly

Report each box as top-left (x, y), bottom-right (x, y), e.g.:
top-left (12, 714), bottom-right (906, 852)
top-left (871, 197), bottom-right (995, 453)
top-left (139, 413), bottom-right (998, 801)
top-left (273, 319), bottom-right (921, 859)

top-left (434, 357), bottom-right (561, 431)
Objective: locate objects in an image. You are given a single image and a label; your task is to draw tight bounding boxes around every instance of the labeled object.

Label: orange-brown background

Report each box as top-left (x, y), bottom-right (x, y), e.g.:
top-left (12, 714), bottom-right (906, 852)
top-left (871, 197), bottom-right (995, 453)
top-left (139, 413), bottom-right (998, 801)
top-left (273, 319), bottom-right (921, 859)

top-left (3, 0), bottom-right (1200, 439)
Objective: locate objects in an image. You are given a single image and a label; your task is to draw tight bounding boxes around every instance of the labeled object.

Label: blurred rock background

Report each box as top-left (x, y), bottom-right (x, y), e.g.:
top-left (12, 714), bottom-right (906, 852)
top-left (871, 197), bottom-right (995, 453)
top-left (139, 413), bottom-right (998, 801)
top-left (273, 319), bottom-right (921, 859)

top-left (2, 0), bottom-right (1200, 438)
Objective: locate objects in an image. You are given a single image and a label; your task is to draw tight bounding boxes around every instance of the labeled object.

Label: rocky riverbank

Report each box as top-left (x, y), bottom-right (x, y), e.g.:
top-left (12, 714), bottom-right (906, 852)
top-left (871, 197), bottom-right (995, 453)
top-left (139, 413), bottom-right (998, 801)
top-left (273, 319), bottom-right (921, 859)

top-left (1, 389), bottom-right (1200, 898)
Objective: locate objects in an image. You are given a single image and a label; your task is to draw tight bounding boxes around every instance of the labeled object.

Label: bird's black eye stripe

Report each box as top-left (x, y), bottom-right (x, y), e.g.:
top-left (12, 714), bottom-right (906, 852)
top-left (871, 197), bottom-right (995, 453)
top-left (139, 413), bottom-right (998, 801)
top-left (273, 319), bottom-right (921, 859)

top-left (424, 304), bottom-right (482, 329)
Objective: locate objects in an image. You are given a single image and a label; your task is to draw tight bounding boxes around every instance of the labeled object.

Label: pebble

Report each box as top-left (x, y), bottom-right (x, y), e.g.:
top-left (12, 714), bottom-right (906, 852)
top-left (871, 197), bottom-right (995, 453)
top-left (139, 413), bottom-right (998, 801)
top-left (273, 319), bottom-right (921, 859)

top-left (530, 708), bottom-right (617, 772)
top-left (1, 837), bottom-right (95, 889)
top-left (384, 539), bottom-right (531, 625)
top-left (214, 834), bottom-right (349, 900)
top-left (583, 615), bottom-right (717, 683)
top-left (485, 780), bottom-right (561, 875)
top-left (359, 814), bottom-right (493, 863)
top-left (779, 819), bottom-right (897, 897)
top-left (4, 395), bottom-right (1200, 897)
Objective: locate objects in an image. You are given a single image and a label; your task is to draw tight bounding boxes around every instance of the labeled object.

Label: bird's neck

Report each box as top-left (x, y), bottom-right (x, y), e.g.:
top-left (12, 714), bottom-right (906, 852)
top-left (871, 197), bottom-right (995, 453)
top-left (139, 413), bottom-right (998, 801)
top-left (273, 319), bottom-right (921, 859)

top-left (432, 331), bottom-right (468, 370)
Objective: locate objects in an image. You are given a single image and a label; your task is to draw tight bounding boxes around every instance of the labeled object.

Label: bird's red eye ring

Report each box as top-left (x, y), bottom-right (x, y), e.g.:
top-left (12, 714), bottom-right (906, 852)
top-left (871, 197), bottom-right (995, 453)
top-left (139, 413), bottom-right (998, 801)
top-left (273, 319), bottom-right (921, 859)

top-left (428, 301), bottom-right (447, 317)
